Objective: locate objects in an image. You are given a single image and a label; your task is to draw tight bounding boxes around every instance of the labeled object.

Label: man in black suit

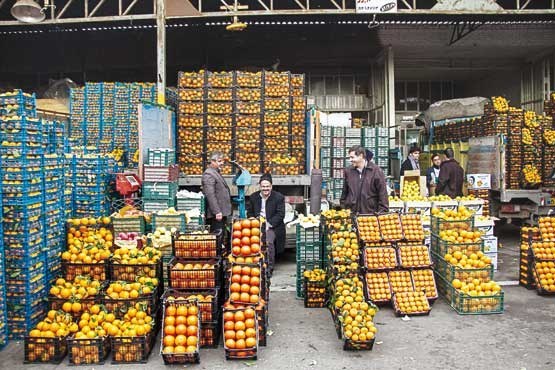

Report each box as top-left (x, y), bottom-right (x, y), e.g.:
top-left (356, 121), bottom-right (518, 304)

top-left (247, 173), bottom-right (285, 276)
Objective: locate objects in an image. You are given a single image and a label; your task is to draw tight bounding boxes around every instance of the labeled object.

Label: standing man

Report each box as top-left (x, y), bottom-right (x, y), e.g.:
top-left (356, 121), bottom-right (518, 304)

top-left (400, 146), bottom-right (421, 176)
top-left (436, 148), bottom-right (464, 199)
top-left (202, 152), bottom-right (232, 236)
top-left (247, 173), bottom-right (285, 277)
top-left (340, 145), bottom-right (389, 214)
top-left (426, 154), bottom-right (442, 196)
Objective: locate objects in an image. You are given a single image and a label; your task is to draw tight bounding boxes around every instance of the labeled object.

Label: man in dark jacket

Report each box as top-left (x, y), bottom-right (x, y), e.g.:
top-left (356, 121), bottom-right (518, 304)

top-left (340, 145), bottom-right (389, 214)
top-left (400, 146), bottom-right (421, 176)
top-left (426, 154), bottom-right (441, 196)
top-left (247, 173), bottom-right (285, 276)
top-left (436, 148), bottom-right (464, 199)
top-left (202, 151), bottom-right (232, 235)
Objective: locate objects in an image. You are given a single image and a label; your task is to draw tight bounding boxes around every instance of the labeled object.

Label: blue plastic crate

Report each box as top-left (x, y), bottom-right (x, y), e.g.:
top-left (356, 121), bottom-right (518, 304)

top-left (4, 242), bottom-right (42, 259)
top-left (2, 204), bottom-right (43, 220)
top-left (0, 116), bottom-right (41, 130)
top-left (3, 232), bottom-right (44, 247)
top-left (5, 273), bottom-right (46, 295)
top-left (2, 181), bottom-right (43, 194)
top-left (2, 193), bottom-right (44, 205)
top-left (4, 251), bottom-right (46, 270)
top-left (0, 90), bottom-right (36, 105)
top-left (3, 219), bottom-right (43, 233)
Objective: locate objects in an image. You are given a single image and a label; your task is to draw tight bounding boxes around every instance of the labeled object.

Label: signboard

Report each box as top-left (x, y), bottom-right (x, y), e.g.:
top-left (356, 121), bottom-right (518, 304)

top-left (356, 0), bottom-right (397, 13)
top-left (467, 174), bottom-right (491, 190)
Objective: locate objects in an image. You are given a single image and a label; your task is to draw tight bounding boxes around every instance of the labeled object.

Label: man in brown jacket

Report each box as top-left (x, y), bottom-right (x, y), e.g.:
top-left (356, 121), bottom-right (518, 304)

top-left (436, 148), bottom-right (464, 199)
top-left (202, 151), bottom-right (232, 235)
top-left (340, 145), bottom-right (389, 214)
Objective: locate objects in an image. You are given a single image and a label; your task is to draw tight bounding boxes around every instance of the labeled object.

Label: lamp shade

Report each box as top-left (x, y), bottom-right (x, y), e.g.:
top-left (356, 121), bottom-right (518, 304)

top-left (11, 0), bottom-right (45, 23)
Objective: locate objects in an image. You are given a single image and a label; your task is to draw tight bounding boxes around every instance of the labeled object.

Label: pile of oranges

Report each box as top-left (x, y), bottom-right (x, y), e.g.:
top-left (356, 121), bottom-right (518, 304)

top-left (400, 214), bottom-right (425, 241)
top-left (231, 218), bottom-right (262, 257)
top-left (161, 302), bottom-right (200, 356)
top-left (223, 307), bottom-right (258, 353)
top-left (539, 217), bottom-right (555, 240)
top-left (378, 214), bottom-right (403, 241)
top-left (364, 247), bottom-right (397, 270)
top-left (229, 264), bottom-right (262, 305)
top-left (398, 245), bottom-right (431, 267)
top-left (365, 272), bottom-right (392, 302)
top-left (48, 276), bottom-right (102, 317)
top-left (411, 270), bottom-right (437, 299)
top-left (388, 270), bottom-right (413, 294)
top-left (357, 216), bottom-right (381, 243)
top-left (531, 241), bottom-right (555, 260)
top-left (393, 291), bottom-right (430, 314)
top-left (26, 311), bottom-right (77, 362)
top-left (534, 261), bottom-right (555, 292)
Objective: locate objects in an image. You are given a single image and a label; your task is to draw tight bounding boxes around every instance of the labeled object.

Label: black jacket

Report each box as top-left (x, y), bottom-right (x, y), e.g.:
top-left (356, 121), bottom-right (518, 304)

top-left (247, 190), bottom-right (286, 253)
top-left (340, 162), bottom-right (389, 214)
top-left (400, 157), bottom-right (419, 176)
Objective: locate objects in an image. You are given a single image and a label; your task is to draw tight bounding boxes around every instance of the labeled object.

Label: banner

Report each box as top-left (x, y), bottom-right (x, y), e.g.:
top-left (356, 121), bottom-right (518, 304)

top-left (356, 0), bottom-right (397, 13)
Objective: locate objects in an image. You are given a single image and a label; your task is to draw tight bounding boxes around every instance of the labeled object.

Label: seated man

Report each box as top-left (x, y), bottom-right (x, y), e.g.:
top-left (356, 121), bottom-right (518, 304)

top-left (247, 173), bottom-right (285, 277)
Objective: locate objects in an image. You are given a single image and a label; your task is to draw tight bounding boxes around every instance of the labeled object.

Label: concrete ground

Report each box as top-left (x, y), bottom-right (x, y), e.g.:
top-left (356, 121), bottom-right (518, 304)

top-left (2, 224), bottom-right (555, 370)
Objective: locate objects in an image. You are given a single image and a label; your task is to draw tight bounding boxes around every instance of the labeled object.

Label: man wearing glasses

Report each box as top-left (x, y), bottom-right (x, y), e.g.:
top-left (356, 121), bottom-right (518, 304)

top-left (202, 151), bottom-right (232, 236)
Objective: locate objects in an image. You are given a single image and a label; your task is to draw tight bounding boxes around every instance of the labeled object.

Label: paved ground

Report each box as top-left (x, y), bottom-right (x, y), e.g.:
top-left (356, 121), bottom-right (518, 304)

top-left (2, 224), bottom-right (555, 370)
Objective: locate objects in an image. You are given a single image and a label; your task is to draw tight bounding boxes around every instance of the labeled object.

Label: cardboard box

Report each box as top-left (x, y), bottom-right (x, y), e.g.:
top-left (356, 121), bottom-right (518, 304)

top-left (405, 201), bottom-right (432, 216)
top-left (431, 200), bottom-right (459, 211)
top-left (400, 174), bottom-right (427, 198)
top-left (467, 174), bottom-right (491, 190)
top-left (459, 199), bottom-right (485, 215)
top-left (389, 200), bottom-right (405, 213)
top-left (485, 252), bottom-right (498, 270)
top-left (483, 236), bottom-right (498, 253)
top-left (474, 216), bottom-right (495, 236)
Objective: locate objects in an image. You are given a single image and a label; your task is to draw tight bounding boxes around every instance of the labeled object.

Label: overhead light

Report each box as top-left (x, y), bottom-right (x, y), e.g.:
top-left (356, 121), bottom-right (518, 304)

top-left (226, 16), bottom-right (247, 31)
top-left (11, 0), bottom-right (46, 23)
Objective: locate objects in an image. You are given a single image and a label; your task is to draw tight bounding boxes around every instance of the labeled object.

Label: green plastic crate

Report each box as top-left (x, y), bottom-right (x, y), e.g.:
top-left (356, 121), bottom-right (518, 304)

top-left (296, 224), bottom-right (321, 243)
top-left (142, 182), bottom-right (178, 200)
top-left (152, 213), bottom-right (187, 232)
top-left (296, 241), bottom-right (322, 262)
top-left (147, 148), bottom-right (175, 166)
top-left (142, 198), bottom-right (177, 213)
top-left (435, 273), bottom-right (504, 315)
top-left (430, 234), bottom-right (484, 257)
top-left (296, 260), bottom-right (324, 299)
top-left (431, 251), bottom-right (494, 284)
top-left (430, 215), bottom-right (474, 235)
top-left (112, 215), bottom-right (146, 234)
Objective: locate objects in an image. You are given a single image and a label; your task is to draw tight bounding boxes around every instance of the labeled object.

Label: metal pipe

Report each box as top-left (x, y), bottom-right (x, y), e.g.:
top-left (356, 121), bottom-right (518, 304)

top-left (156, 0), bottom-right (166, 104)
top-left (123, 0), bottom-right (140, 15)
top-left (90, 0), bottom-right (108, 17)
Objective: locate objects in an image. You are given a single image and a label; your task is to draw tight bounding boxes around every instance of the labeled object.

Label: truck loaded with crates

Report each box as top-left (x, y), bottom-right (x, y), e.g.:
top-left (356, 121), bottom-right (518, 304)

top-left (422, 95), bottom-right (555, 225)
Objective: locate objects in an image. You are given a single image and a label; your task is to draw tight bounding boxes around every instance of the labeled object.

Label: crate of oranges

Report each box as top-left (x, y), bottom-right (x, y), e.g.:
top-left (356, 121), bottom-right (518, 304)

top-left (410, 269), bottom-right (438, 302)
top-left (160, 299), bottom-right (200, 364)
top-left (223, 305), bottom-right (258, 360)
top-left (392, 291), bottom-right (431, 316)
top-left (173, 231), bottom-right (220, 259)
top-left (23, 311), bottom-right (74, 363)
top-left (303, 268), bottom-right (327, 308)
top-left (377, 213), bottom-right (404, 241)
top-left (162, 288), bottom-right (219, 322)
top-left (388, 270), bottom-right (414, 294)
top-left (168, 258), bottom-right (221, 289)
top-left (68, 308), bottom-right (112, 366)
top-left (397, 245), bottom-right (432, 268)
top-left (400, 214), bottom-right (426, 241)
top-left (102, 280), bottom-right (159, 318)
top-left (532, 261), bottom-right (555, 295)
top-left (530, 241), bottom-right (555, 261)
top-left (109, 247), bottom-right (163, 282)
top-left (228, 262), bottom-right (263, 306)
top-left (538, 216), bottom-right (555, 240)
top-left (365, 272), bottom-right (392, 305)
top-left (356, 215), bottom-right (382, 244)
top-left (364, 246), bottom-right (398, 270)
top-left (48, 276), bottom-right (104, 320)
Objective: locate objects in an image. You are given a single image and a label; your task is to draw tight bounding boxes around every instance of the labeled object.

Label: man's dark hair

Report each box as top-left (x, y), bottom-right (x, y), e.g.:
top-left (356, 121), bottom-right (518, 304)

top-left (365, 149), bottom-right (374, 161)
top-left (409, 146), bottom-right (421, 154)
top-left (444, 148), bottom-right (455, 159)
top-left (431, 154), bottom-right (440, 161)
top-left (348, 145), bottom-right (366, 157)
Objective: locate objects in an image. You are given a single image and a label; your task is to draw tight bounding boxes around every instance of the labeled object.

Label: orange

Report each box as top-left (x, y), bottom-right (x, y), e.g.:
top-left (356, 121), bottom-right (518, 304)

top-left (186, 336), bottom-right (197, 346)
top-left (224, 321), bottom-right (235, 331)
top-left (165, 316), bottom-right (176, 326)
top-left (186, 325), bottom-right (197, 337)
top-left (175, 324), bottom-right (187, 335)
top-left (235, 339), bottom-right (246, 349)
top-left (241, 219), bottom-right (252, 229)
top-left (234, 311), bottom-right (245, 322)
top-left (223, 312), bottom-right (234, 322)
top-left (163, 335), bottom-right (175, 347)
top-left (165, 325), bottom-right (176, 336)
top-left (186, 315), bottom-right (198, 326)
top-left (235, 330), bottom-right (246, 340)
top-left (174, 334), bottom-right (187, 346)
top-left (234, 321), bottom-right (246, 331)
top-left (244, 318), bottom-right (255, 329)
top-left (176, 306), bottom-right (188, 317)
top-left (245, 328), bottom-right (256, 338)
top-left (225, 338), bottom-right (236, 349)
top-left (175, 315), bottom-right (187, 325)
top-left (230, 283), bottom-right (241, 293)
top-left (244, 308), bottom-right (255, 319)
top-left (224, 330), bottom-right (236, 340)
top-left (245, 337), bottom-right (256, 348)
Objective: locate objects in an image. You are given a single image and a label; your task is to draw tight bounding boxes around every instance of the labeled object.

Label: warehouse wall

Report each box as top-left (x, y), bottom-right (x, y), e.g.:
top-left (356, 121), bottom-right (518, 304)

top-left (458, 70), bottom-right (521, 106)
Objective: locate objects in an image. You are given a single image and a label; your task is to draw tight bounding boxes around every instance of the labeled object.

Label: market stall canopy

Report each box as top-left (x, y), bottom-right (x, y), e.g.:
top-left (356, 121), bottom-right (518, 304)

top-left (416, 97), bottom-right (488, 130)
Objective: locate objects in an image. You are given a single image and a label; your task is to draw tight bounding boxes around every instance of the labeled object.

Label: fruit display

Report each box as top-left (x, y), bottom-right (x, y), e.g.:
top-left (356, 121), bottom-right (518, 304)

top-left (519, 226), bottom-right (540, 288)
top-left (110, 305), bottom-right (157, 363)
top-left (491, 96), bottom-right (509, 113)
top-left (237, 88), bottom-right (261, 101)
top-left (160, 300), bottom-right (200, 364)
top-left (178, 71), bottom-right (204, 88)
top-left (24, 310), bottom-right (75, 363)
top-left (398, 245), bottom-right (431, 268)
top-left (163, 289), bottom-right (218, 322)
top-left (392, 291), bottom-right (431, 316)
top-left (364, 247), bottom-right (397, 270)
top-left (265, 72), bottom-right (289, 86)
top-left (207, 88), bottom-right (232, 101)
top-left (329, 230), bottom-right (360, 271)
top-left (103, 280), bottom-right (158, 316)
top-left (410, 269), bottom-right (438, 299)
top-left (236, 72), bottom-right (261, 87)
top-left (169, 259), bottom-right (219, 289)
top-left (400, 214), bottom-right (425, 241)
top-left (543, 128), bottom-right (555, 145)
top-left (377, 213), bottom-right (403, 241)
top-left (48, 277), bottom-right (103, 318)
top-left (430, 206), bottom-right (474, 235)
top-left (110, 246), bottom-right (162, 281)
top-left (222, 307), bottom-right (258, 360)
top-left (522, 128), bottom-right (533, 145)
top-left (524, 110), bottom-right (539, 128)
top-left (539, 217), bottom-right (555, 240)
top-left (147, 226), bottom-right (173, 249)
top-left (388, 270), bottom-right (414, 294)
top-left (437, 227), bottom-right (482, 243)
top-left (174, 231), bottom-right (219, 259)
top-left (356, 215), bottom-right (381, 243)
top-left (444, 250), bottom-right (492, 269)
top-left (67, 307), bottom-right (112, 364)
top-left (303, 269), bottom-right (326, 308)
top-left (533, 261), bottom-right (555, 293)
top-left (522, 164), bottom-right (541, 185)
top-left (179, 89), bottom-right (203, 101)
top-left (231, 218), bottom-right (262, 257)
top-left (265, 98), bottom-right (289, 110)
top-left (401, 178), bottom-right (425, 201)
top-left (229, 263), bottom-right (262, 305)
top-left (365, 272), bottom-right (392, 303)
top-left (208, 71), bottom-right (233, 88)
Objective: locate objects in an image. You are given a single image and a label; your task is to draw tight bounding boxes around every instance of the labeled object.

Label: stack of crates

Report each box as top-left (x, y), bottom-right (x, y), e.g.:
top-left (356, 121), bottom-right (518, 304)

top-left (295, 224), bottom-right (323, 298)
top-left (44, 120), bottom-right (65, 155)
top-left (43, 154), bottom-right (64, 283)
top-left (0, 91), bottom-right (48, 339)
top-left (176, 190), bottom-right (205, 226)
top-left (374, 127), bottom-right (390, 176)
top-left (99, 82), bottom-right (115, 152)
top-left (430, 215), bottom-right (504, 314)
top-left (142, 148), bottom-right (179, 213)
top-left (0, 188), bottom-right (7, 350)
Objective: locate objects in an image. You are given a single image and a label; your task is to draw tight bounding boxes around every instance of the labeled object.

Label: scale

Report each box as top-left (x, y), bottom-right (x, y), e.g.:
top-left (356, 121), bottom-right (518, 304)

top-left (115, 173), bottom-right (142, 207)
top-left (231, 161), bottom-right (252, 218)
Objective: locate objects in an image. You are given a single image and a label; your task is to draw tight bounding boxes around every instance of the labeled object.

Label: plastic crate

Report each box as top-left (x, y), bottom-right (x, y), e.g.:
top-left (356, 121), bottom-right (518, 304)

top-left (430, 235), bottom-right (484, 257)
top-left (430, 215), bottom-right (474, 235)
top-left (162, 288), bottom-right (219, 322)
top-left (223, 307), bottom-right (258, 360)
top-left (176, 196), bottom-right (205, 213)
top-left (111, 330), bottom-right (157, 364)
top-left (296, 260), bottom-right (324, 299)
top-left (143, 164), bottom-right (179, 182)
top-left (236, 71), bottom-right (262, 87)
top-left (363, 246), bottom-right (398, 271)
top-left (435, 273), bottom-right (504, 314)
top-left (24, 336), bottom-right (68, 364)
top-left (364, 271), bottom-right (392, 305)
top-left (103, 284), bottom-right (159, 318)
top-left (152, 213), bottom-right (187, 232)
top-left (303, 278), bottom-right (327, 308)
top-left (142, 182), bottom-right (178, 200)
top-left (147, 148), bottom-right (176, 166)
top-left (108, 260), bottom-right (163, 283)
top-left (142, 198), bottom-right (177, 213)
top-left (111, 215), bottom-right (146, 234)
top-left (410, 269), bottom-right (438, 302)
top-left (62, 261), bottom-right (107, 281)
top-left (68, 336), bottom-right (111, 365)
top-left (392, 291), bottom-right (431, 317)
top-left (200, 321), bottom-right (221, 348)
top-left (340, 324), bottom-right (375, 351)
top-left (48, 295), bottom-right (101, 321)
top-left (397, 245), bottom-right (432, 268)
top-left (168, 258), bottom-right (221, 289)
top-left (431, 251), bottom-right (494, 283)
top-left (160, 300), bottom-right (200, 364)
top-left (173, 232), bottom-right (220, 259)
